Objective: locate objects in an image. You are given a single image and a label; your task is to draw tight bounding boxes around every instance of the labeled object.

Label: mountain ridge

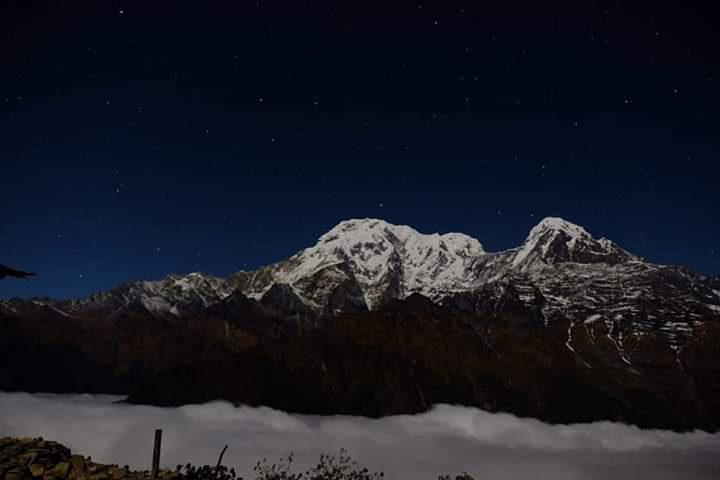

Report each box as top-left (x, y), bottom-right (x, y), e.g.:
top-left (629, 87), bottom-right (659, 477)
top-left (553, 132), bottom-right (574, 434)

top-left (1, 217), bottom-right (720, 431)
top-left (3, 217), bottom-right (719, 338)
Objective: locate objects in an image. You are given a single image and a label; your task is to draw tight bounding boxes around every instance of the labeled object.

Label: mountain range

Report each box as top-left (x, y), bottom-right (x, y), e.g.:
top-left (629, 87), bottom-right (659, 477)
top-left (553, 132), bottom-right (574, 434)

top-left (1, 217), bottom-right (719, 431)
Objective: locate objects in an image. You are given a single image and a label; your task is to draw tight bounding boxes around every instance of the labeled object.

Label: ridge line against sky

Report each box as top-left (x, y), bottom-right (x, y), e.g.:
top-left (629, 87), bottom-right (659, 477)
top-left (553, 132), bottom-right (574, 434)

top-left (1, 212), bottom-right (717, 301)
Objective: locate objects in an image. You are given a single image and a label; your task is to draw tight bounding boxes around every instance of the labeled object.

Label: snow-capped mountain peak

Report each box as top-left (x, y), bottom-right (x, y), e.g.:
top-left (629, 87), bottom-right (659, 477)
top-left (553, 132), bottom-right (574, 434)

top-left (316, 218), bottom-right (485, 257)
top-left (511, 216), bottom-right (637, 270)
top-left (240, 218), bottom-right (487, 309)
top-left (527, 216), bottom-right (591, 240)
top-left (316, 218), bottom-right (484, 255)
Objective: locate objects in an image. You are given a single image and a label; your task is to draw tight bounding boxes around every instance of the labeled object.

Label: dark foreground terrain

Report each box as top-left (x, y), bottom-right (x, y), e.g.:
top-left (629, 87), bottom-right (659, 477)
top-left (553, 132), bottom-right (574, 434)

top-left (2, 437), bottom-right (472, 480)
top-left (0, 437), bottom-right (181, 480)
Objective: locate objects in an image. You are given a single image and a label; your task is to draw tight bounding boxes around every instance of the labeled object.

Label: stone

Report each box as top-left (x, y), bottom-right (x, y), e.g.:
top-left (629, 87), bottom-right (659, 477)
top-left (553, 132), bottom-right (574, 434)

top-left (69, 456), bottom-right (85, 469)
top-left (49, 462), bottom-right (71, 478)
top-left (6, 468), bottom-right (31, 480)
top-left (18, 453), bottom-right (38, 466)
top-left (110, 466), bottom-right (127, 480)
top-left (30, 464), bottom-right (45, 477)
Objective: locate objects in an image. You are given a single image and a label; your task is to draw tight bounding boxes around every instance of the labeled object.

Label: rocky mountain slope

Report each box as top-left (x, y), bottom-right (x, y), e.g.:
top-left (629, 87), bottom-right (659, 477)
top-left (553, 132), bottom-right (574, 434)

top-left (1, 217), bottom-right (719, 431)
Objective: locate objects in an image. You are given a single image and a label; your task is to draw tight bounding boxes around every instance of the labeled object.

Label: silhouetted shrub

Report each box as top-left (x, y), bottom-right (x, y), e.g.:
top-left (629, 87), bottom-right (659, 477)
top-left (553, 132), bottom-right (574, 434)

top-left (305, 449), bottom-right (383, 480)
top-left (252, 453), bottom-right (302, 480)
top-left (177, 463), bottom-right (239, 480)
top-left (175, 449), bottom-right (473, 480)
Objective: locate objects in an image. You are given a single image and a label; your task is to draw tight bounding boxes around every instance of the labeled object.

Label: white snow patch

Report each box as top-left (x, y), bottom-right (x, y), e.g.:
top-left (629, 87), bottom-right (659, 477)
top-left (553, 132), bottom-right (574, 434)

top-left (140, 295), bottom-right (174, 313)
top-left (48, 305), bottom-right (71, 318)
top-left (565, 321), bottom-right (590, 368)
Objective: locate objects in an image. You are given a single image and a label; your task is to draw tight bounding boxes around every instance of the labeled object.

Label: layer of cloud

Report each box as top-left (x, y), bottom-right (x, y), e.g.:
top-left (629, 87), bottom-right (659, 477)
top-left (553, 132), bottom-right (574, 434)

top-left (1, 392), bottom-right (718, 480)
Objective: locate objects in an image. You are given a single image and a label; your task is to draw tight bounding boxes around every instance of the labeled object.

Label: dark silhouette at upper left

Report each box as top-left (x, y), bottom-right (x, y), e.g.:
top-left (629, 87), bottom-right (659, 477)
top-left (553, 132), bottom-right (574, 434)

top-left (0, 264), bottom-right (37, 280)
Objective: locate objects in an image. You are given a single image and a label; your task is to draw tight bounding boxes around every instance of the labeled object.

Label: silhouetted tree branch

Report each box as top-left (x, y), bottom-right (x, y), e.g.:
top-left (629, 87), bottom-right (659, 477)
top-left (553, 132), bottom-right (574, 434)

top-left (0, 264), bottom-right (36, 280)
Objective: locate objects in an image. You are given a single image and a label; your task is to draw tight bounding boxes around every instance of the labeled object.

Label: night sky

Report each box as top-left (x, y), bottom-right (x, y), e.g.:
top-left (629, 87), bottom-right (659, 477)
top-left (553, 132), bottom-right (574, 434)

top-left (2, 1), bottom-right (718, 300)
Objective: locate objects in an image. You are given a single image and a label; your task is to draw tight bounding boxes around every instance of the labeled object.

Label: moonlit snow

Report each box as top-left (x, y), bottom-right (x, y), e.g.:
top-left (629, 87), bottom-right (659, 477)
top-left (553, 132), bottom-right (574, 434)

top-left (1, 393), bottom-right (718, 480)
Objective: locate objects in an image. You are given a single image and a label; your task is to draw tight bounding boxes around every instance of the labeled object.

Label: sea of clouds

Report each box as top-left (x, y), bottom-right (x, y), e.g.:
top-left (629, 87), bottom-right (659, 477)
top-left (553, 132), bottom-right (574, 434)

top-left (1, 392), bottom-right (719, 480)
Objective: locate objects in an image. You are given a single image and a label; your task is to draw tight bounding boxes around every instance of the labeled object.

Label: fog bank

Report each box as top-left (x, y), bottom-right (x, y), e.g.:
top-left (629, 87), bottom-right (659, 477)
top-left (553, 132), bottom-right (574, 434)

top-left (1, 393), bottom-right (718, 479)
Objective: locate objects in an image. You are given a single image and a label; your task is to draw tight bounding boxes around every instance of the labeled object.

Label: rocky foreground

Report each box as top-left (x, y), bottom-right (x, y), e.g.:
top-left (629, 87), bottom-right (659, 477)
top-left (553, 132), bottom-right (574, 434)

top-left (0, 438), bottom-right (178, 480)
top-left (0, 437), bottom-right (390, 480)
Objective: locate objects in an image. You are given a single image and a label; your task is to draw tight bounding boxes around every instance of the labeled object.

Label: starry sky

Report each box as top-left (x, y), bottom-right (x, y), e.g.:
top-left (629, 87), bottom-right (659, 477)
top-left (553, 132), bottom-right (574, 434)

top-left (1, 0), bottom-right (718, 300)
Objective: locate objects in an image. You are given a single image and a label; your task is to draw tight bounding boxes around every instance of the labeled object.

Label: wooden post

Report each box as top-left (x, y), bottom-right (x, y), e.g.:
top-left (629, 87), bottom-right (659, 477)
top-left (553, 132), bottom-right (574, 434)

top-left (215, 445), bottom-right (228, 470)
top-left (151, 429), bottom-right (162, 480)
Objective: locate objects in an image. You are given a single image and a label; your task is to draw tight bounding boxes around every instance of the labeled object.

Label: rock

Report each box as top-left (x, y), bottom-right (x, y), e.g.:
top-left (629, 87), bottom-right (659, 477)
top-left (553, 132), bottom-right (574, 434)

top-left (6, 467), bottom-right (31, 480)
top-left (17, 453), bottom-right (37, 465)
top-left (107, 466), bottom-right (125, 480)
top-left (30, 464), bottom-right (45, 477)
top-left (48, 462), bottom-right (71, 478)
top-left (0, 438), bottom-right (181, 480)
